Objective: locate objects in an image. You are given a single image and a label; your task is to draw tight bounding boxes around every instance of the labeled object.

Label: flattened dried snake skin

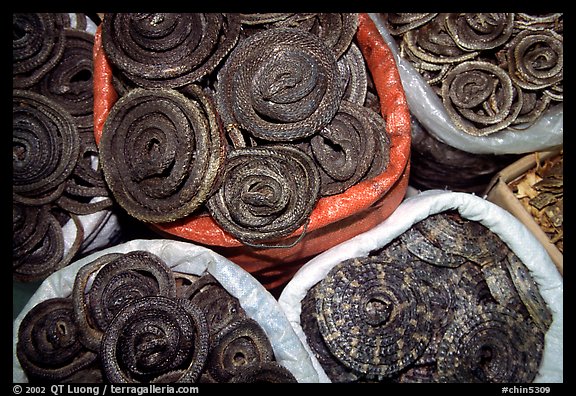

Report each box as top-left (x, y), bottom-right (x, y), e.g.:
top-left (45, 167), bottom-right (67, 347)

top-left (17, 298), bottom-right (97, 382)
top-left (206, 318), bottom-right (275, 383)
top-left (503, 252), bottom-right (554, 332)
top-left (206, 145), bottom-right (320, 245)
top-left (436, 304), bottom-right (545, 383)
top-left (215, 27), bottom-right (342, 142)
top-left (399, 226), bottom-right (468, 268)
top-left (101, 296), bottom-right (209, 383)
top-left (36, 29), bottom-right (95, 130)
top-left (300, 283), bottom-right (362, 383)
top-left (315, 256), bottom-right (433, 379)
top-left (441, 61), bottom-right (524, 136)
top-left (12, 13), bottom-right (66, 89)
top-left (413, 211), bottom-right (508, 266)
top-left (101, 13), bottom-right (240, 88)
top-left (445, 13), bottom-right (514, 51)
top-left (13, 90), bottom-right (80, 205)
top-left (99, 87), bottom-right (225, 223)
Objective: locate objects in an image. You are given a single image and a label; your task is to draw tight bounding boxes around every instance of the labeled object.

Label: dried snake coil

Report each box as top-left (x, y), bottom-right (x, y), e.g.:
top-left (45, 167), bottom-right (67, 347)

top-left (13, 90), bottom-right (80, 205)
top-left (99, 86), bottom-right (225, 223)
top-left (13, 13), bottom-right (66, 89)
top-left (436, 304), bottom-right (545, 383)
top-left (206, 144), bottom-right (320, 245)
top-left (16, 298), bottom-right (97, 382)
top-left (101, 13), bottom-right (240, 88)
top-left (100, 296), bottom-right (210, 383)
top-left (215, 27), bottom-right (342, 142)
top-left (441, 60), bottom-right (524, 136)
top-left (313, 256), bottom-right (433, 380)
top-left (35, 29), bottom-right (95, 131)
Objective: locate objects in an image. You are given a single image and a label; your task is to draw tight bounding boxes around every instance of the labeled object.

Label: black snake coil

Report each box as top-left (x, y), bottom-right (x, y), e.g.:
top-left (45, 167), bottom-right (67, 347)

top-left (99, 86), bottom-right (225, 223)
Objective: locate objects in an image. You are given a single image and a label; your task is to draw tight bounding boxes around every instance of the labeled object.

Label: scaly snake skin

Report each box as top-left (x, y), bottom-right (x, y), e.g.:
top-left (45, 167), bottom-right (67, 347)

top-left (215, 27), bottom-right (342, 142)
top-left (206, 145), bottom-right (320, 245)
top-left (13, 90), bottom-right (80, 205)
top-left (384, 12), bottom-right (563, 135)
top-left (99, 86), bottom-right (225, 223)
top-left (100, 296), bottom-right (210, 383)
top-left (16, 298), bottom-right (97, 382)
top-left (301, 211), bottom-right (552, 383)
top-left (13, 13), bottom-right (66, 89)
top-left (101, 13), bottom-right (240, 88)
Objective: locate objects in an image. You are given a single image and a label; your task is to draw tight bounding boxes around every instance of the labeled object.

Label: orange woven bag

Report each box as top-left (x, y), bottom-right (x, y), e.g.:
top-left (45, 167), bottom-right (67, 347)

top-left (92, 13), bottom-right (411, 292)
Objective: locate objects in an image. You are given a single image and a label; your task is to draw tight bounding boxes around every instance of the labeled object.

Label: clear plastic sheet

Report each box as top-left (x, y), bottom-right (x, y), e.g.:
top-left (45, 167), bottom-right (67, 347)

top-left (368, 13), bottom-right (563, 155)
top-left (12, 239), bottom-right (319, 383)
top-left (279, 189), bottom-right (563, 383)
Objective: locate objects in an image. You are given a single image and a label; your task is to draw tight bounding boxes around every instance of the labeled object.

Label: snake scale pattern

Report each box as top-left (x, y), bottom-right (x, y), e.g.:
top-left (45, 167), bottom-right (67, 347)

top-left (300, 210), bottom-right (553, 383)
top-left (17, 250), bottom-right (297, 383)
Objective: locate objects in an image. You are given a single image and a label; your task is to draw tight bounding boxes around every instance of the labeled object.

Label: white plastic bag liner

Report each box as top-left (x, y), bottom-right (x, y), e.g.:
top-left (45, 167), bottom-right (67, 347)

top-left (13, 239), bottom-right (319, 383)
top-left (368, 13), bottom-right (563, 156)
top-left (279, 189), bottom-right (563, 383)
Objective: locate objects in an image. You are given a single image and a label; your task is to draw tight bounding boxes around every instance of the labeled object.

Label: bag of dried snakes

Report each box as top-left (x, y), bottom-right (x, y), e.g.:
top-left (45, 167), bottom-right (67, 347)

top-left (279, 190), bottom-right (563, 383)
top-left (374, 13), bottom-right (563, 156)
top-left (91, 13), bottom-right (411, 292)
top-left (13, 13), bottom-right (122, 284)
top-left (12, 239), bottom-right (319, 383)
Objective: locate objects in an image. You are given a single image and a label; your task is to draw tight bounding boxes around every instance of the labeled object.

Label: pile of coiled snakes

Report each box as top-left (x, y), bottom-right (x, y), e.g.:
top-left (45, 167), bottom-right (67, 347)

top-left (381, 13), bottom-right (563, 136)
top-left (16, 250), bottom-right (297, 383)
top-left (98, 13), bottom-right (390, 246)
top-left (300, 210), bottom-right (552, 383)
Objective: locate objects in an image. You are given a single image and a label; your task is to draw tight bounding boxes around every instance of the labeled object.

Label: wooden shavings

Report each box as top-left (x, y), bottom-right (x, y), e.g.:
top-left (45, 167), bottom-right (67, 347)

top-left (508, 152), bottom-right (563, 253)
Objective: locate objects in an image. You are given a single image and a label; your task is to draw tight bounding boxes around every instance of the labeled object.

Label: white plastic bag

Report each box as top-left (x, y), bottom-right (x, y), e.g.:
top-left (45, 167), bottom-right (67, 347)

top-left (13, 239), bottom-right (319, 383)
top-left (279, 189), bottom-right (563, 383)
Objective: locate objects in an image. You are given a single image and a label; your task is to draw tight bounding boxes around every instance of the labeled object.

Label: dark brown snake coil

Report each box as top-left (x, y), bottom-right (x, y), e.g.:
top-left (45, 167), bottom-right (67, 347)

top-left (99, 86), bottom-right (225, 223)
top-left (215, 27), bottom-right (343, 142)
top-left (102, 13), bottom-right (241, 88)
top-left (101, 296), bottom-right (210, 383)
top-left (18, 251), bottom-right (297, 383)
top-left (240, 13), bottom-right (358, 60)
top-left (206, 318), bottom-right (276, 382)
top-left (13, 90), bottom-right (80, 205)
top-left (303, 100), bottom-right (390, 196)
top-left (13, 13), bottom-right (66, 89)
top-left (206, 145), bottom-right (320, 245)
top-left (301, 210), bottom-right (552, 383)
top-left (16, 298), bottom-right (97, 382)
top-left (73, 251), bottom-right (177, 351)
top-left (35, 29), bottom-right (95, 131)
